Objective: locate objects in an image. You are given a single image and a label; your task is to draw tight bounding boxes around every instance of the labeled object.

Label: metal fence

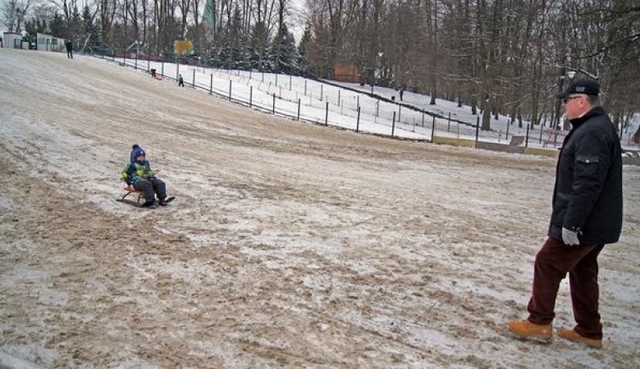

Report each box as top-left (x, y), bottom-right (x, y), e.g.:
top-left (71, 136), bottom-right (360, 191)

top-left (86, 50), bottom-right (639, 153)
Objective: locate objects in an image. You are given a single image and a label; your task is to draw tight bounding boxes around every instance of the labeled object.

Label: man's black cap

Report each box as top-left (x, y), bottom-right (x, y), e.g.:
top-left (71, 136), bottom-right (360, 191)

top-left (556, 79), bottom-right (600, 99)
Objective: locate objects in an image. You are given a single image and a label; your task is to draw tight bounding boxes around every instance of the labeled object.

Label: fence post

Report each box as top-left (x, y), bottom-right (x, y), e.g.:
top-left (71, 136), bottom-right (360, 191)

top-left (229, 80), bottom-right (232, 100)
top-left (392, 111), bottom-right (396, 137)
top-left (422, 110), bottom-right (425, 127)
top-left (176, 62), bottom-right (179, 80)
top-left (209, 74), bottom-right (213, 94)
top-left (250, 86), bottom-right (253, 107)
top-left (539, 124), bottom-right (544, 144)
top-left (356, 107), bottom-right (361, 132)
top-left (320, 84), bottom-right (324, 101)
top-left (431, 116), bottom-right (436, 141)
top-left (304, 80), bottom-right (307, 95)
top-left (249, 70), bottom-right (252, 80)
top-left (275, 74), bottom-right (278, 87)
top-left (398, 106), bottom-right (401, 122)
top-left (325, 102), bottom-right (329, 126)
top-left (525, 123), bottom-right (530, 148)
top-left (272, 93), bottom-right (276, 114)
top-left (161, 61), bottom-right (164, 77)
top-left (262, 72), bottom-right (264, 82)
top-left (447, 112), bottom-right (451, 132)
top-left (357, 95), bottom-right (360, 109)
top-left (475, 116), bottom-right (480, 143)
top-left (192, 69), bottom-right (196, 88)
top-left (134, 52), bottom-right (138, 69)
top-left (297, 98), bottom-right (301, 120)
top-left (506, 119), bottom-right (511, 139)
top-left (147, 54), bottom-right (150, 72)
top-left (289, 75), bottom-right (292, 91)
top-left (338, 90), bottom-right (341, 106)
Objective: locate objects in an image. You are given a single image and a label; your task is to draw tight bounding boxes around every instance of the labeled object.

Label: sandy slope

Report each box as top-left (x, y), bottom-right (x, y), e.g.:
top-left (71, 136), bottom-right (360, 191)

top-left (1, 49), bottom-right (639, 368)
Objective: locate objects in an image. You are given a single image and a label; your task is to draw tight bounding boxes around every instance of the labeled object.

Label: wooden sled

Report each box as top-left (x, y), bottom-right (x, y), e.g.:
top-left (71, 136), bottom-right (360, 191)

top-left (116, 184), bottom-right (145, 207)
top-left (116, 184), bottom-right (175, 208)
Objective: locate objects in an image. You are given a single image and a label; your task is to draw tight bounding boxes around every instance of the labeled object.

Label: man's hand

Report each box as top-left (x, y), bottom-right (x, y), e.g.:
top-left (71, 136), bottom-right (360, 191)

top-left (562, 228), bottom-right (580, 246)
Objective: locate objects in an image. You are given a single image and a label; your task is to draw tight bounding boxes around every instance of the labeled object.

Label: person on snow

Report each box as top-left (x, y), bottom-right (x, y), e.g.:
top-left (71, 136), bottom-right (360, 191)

top-left (507, 79), bottom-right (623, 349)
top-left (121, 144), bottom-right (170, 207)
top-left (66, 40), bottom-right (73, 59)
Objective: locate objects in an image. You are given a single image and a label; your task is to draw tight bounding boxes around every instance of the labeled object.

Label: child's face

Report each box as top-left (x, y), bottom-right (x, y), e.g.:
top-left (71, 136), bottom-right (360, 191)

top-left (136, 154), bottom-right (145, 161)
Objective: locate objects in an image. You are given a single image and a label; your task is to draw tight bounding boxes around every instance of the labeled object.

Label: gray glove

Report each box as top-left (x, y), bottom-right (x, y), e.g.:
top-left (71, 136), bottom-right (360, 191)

top-left (562, 228), bottom-right (580, 246)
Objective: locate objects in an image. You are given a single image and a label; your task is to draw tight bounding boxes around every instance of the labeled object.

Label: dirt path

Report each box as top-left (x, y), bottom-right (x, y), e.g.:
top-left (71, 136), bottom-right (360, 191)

top-left (1, 49), bottom-right (639, 368)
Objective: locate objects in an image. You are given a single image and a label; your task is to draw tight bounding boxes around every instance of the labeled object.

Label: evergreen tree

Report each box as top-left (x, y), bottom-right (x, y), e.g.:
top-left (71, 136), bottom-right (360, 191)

top-left (49, 12), bottom-right (66, 38)
top-left (82, 5), bottom-right (100, 49)
top-left (297, 26), bottom-right (313, 77)
top-left (219, 7), bottom-right (245, 69)
top-left (272, 23), bottom-right (300, 75)
top-left (247, 21), bottom-right (269, 71)
top-left (24, 18), bottom-right (47, 43)
top-left (69, 5), bottom-right (82, 40)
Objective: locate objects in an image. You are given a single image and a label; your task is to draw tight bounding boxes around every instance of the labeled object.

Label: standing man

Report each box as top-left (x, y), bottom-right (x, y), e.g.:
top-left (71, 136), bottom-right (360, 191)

top-left (66, 40), bottom-right (73, 59)
top-left (178, 74), bottom-right (184, 87)
top-left (507, 79), bottom-right (623, 349)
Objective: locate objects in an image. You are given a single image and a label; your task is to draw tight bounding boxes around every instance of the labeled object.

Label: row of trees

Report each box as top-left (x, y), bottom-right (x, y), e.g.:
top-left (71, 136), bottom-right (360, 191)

top-left (2, 0), bottom-right (639, 134)
top-left (302, 0), bottom-right (639, 131)
top-left (2, 0), bottom-right (304, 73)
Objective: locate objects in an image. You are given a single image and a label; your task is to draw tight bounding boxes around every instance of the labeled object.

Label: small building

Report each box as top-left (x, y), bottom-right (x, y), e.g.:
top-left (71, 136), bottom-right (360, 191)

top-left (36, 33), bottom-right (65, 52)
top-left (333, 62), bottom-right (361, 84)
top-left (2, 32), bottom-right (22, 49)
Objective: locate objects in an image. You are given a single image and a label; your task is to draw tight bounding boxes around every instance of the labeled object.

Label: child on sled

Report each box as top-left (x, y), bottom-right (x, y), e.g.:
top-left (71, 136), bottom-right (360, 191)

top-left (121, 144), bottom-right (172, 207)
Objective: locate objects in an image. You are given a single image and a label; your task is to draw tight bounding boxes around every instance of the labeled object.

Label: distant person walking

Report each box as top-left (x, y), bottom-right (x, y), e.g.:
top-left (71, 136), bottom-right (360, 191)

top-left (507, 79), bottom-right (623, 349)
top-left (178, 74), bottom-right (184, 87)
top-left (66, 40), bottom-right (73, 59)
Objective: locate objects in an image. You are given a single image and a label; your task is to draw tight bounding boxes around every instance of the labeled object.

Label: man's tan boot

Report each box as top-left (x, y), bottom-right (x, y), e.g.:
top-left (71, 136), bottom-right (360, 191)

top-left (507, 320), bottom-right (553, 341)
top-left (558, 327), bottom-right (602, 348)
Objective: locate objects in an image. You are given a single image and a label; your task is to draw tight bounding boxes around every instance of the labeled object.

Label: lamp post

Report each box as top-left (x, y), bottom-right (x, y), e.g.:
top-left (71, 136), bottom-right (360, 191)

top-left (553, 66), bottom-right (566, 131)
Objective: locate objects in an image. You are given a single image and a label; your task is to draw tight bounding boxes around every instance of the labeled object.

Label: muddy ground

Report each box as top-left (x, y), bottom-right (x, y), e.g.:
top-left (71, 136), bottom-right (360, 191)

top-left (1, 50), bottom-right (639, 368)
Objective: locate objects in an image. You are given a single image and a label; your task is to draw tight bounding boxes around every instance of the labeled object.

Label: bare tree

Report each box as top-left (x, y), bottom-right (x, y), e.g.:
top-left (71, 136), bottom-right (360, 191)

top-left (2, 0), bottom-right (32, 33)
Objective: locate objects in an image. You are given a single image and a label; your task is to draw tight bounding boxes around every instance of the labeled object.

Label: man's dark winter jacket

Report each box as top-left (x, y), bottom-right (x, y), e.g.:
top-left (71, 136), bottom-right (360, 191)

top-left (548, 106), bottom-right (623, 245)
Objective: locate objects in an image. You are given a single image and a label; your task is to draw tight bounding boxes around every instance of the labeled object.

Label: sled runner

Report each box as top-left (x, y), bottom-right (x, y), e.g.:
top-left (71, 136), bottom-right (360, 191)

top-left (116, 184), bottom-right (145, 207)
top-left (115, 185), bottom-right (175, 208)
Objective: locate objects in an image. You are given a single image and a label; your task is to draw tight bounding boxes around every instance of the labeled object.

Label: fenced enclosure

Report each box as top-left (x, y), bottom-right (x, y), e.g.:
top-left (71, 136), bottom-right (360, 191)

top-left (86, 50), bottom-right (640, 154)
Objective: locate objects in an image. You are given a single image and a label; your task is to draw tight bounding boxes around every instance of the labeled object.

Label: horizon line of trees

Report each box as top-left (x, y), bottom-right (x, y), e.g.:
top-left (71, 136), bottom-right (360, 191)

top-left (2, 0), bottom-right (640, 136)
